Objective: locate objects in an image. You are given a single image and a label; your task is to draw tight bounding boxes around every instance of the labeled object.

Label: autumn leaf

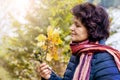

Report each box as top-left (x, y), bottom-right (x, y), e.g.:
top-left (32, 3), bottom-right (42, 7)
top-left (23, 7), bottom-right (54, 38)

top-left (36, 26), bottom-right (62, 61)
top-left (47, 26), bottom-right (54, 40)
top-left (46, 53), bottom-right (53, 61)
top-left (41, 45), bottom-right (47, 51)
top-left (35, 34), bottom-right (47, 42)
top-left (51, 46), bottom-right (59, 61)
top-left (52, 28), bottom-right (62, 45)
top-left (37, 42), bottom-right (45, 47)
top-left (53, 52), bottom-right (59, 60)
top-left (47, 26), bottom-right (63, 45)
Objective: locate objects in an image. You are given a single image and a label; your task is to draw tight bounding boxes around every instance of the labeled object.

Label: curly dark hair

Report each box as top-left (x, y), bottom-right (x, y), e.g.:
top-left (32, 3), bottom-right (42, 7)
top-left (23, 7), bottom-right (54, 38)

top-left (71, 2), bottom-right (110, 42)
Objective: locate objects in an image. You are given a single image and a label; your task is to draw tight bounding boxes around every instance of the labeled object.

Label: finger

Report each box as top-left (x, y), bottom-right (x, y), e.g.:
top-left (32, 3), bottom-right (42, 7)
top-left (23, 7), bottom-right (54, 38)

top-left (40, 64), bottom-right (49, 71)
top-left (40, 72), bottom-right (51, 80)
top-left (40, 69), bottom-right (51, 77)
top-left (40, 68), bottom-right (50, 74)
top-left (43, 71), bottom-right (51, 77)
top-left (39, 63), bottom-right (46, 68)
top-left (36, 63), bottom-right (47, 72)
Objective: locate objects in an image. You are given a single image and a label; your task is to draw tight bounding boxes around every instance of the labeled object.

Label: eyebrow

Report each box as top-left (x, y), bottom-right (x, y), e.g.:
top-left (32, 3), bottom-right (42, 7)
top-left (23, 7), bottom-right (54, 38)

top-left (74, 20), bottom-right (79, 24)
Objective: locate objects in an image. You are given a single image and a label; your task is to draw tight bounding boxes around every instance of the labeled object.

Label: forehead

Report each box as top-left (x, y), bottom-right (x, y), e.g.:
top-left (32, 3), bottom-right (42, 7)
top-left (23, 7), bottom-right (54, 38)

top-left (73, 16), bottom-right (78, 22)
top-left (73, 16), bottom-right (82, 24)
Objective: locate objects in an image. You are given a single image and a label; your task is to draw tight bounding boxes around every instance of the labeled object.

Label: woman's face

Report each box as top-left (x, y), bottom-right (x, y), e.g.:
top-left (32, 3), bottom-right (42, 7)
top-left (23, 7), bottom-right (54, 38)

top-left (70, 17), bottom-right (88, 42)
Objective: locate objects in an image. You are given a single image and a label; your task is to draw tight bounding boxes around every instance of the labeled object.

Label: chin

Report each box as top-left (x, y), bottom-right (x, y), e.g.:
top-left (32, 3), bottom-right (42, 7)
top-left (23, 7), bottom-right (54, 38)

top-left (72, 39), bottom-right (87, 43)
top-left (71, 39), bottom-right (79, 42)
top-left (71, 38), bottom-right (76, 42)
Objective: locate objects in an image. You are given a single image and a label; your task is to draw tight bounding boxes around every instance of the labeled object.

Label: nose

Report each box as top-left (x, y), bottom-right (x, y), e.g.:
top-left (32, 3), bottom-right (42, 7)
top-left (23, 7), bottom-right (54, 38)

top-left (70, 24), bottom-right (75, 31)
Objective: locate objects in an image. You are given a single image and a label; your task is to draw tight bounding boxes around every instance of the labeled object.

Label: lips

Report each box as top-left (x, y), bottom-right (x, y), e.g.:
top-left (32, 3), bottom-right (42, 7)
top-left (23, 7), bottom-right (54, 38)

top-left (71, 32), bottom-right (77, 35)
top-left (71, 33), bottom-right (77, 37)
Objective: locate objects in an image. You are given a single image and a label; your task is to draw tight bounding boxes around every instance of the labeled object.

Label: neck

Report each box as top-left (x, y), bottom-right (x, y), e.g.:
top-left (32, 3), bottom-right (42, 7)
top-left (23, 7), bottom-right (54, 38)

top-left (71, 39), bottom-right (89, 44)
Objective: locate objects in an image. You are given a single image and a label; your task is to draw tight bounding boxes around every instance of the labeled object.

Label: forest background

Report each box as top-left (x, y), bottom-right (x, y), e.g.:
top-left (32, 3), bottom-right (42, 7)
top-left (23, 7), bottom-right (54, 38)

top-left (0, 0), bottom-right (120, 80)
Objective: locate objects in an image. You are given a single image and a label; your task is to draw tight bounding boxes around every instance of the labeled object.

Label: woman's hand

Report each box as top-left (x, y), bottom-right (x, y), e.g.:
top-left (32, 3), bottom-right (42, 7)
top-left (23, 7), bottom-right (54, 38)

top-left (36, 63), bottom-right (51, 79)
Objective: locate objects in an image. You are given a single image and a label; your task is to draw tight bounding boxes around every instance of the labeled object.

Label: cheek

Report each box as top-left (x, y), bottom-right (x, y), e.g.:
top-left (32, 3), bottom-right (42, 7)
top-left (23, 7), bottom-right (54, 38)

top-left (82, 31), bottom-right (88, 37)
top-left (78, 30), bottom-right (88, 39)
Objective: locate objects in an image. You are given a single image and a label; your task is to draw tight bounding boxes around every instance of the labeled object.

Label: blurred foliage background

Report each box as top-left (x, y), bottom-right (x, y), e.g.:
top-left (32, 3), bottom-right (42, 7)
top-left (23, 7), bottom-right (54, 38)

top-left (0, 0), bottom-right (120, 80)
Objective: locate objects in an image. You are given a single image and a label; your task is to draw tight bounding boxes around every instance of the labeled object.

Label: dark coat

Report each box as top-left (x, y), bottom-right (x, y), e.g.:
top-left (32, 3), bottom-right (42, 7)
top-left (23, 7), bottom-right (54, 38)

top-left (48, 40), bottom-right (120, 80)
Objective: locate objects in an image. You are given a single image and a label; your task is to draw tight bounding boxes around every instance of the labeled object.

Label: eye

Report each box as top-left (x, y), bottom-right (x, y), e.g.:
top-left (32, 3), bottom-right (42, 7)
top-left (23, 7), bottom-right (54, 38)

top-left (74, 20), bottom-right (82, 28)
top-left (75, 23), bottom-right (81, 27)
top-left (75, 24), bottom-right (79, 27)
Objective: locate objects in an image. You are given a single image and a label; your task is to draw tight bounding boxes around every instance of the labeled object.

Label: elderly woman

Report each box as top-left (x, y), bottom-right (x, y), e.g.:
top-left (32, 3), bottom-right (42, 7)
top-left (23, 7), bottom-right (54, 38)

top-left (37, 2), bottom-right (120, 80)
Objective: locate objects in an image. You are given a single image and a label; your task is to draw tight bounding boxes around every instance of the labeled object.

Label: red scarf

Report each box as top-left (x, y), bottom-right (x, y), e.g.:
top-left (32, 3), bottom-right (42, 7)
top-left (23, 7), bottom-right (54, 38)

top-left (70, 41), bottom-right (120, 80)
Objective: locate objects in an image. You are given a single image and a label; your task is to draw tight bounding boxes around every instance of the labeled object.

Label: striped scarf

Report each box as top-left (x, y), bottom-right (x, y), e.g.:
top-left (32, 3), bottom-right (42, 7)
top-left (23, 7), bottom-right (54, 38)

top-left (70, 41), bottom-right (120, 80)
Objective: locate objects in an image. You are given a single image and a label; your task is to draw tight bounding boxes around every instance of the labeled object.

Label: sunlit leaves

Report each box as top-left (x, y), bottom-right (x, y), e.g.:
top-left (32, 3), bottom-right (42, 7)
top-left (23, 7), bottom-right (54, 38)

top-left (1, 0), bottom-right (85, 79)
top-left (47, 26), bottom-right (63, 45)
top-left (46, 53), bottom-right (52, 61)
top-left (36, 34), bottom-right (47, 42)
top-left (36, 26), bottom-right (63, 61)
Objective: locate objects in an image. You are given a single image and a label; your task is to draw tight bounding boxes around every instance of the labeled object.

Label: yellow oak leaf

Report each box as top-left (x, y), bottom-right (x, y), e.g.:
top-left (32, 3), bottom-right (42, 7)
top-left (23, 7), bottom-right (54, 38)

top-left (36, 34), bottom-right (47, 42)
top-left (53, 52), bottom-right (59, 60)
top-left (46, 53), bottom-right (53, 61)
top-left (47, 26), bottom-right (54, 40)
top-left (37, 42), bottom-right (45, 47)
top-left (50, 46), bottom-right (59, 60)
top-left (41, 45), bottom-right (47, 51)
top-left (47, 26), bottom-right (62, 45)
